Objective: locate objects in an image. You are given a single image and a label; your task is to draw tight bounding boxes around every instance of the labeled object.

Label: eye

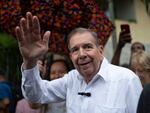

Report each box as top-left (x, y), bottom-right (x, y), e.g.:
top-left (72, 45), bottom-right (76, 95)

top-left (70, 47), bottom-right (79, 54)
top-left (83, 44), bottom-right (93, 50)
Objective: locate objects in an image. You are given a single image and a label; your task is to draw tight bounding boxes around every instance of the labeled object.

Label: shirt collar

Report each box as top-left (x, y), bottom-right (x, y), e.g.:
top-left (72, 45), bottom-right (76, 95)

top-left (97, 57), bottom-right (109, 82)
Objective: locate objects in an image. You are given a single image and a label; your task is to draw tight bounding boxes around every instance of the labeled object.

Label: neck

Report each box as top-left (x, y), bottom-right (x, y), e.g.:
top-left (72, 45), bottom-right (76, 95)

top-left (84, 73), bottom-right (96, 84)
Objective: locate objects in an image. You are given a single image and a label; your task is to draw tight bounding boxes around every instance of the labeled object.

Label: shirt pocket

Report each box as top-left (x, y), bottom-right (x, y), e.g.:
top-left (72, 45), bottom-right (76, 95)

top-left (95, 105), bottom-right (126, 113)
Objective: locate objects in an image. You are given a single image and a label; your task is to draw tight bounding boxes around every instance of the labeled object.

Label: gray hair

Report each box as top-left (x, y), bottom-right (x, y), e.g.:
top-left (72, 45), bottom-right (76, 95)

top-left (67, 27), bottom-right (100, 49)
top-left (131, 51), bottom-right (150, 71)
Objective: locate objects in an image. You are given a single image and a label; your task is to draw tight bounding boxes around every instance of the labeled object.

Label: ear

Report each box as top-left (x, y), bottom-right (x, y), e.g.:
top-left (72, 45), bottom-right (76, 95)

top-left (98, 45), bottom-right (104, 54)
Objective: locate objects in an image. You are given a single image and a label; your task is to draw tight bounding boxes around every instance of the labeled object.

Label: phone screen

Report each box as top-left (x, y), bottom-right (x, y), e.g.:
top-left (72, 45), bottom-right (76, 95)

top-left (120, 24), bottom-right (130, 34)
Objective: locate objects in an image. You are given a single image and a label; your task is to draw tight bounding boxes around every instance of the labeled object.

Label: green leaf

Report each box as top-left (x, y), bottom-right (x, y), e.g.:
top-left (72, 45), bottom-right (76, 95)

top-left (0, 33), bottom-right (17, 48)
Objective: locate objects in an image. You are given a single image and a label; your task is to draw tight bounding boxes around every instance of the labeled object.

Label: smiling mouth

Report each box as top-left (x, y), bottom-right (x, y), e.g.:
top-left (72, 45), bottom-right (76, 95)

top-left (79, 61), bottom-right (91, 66)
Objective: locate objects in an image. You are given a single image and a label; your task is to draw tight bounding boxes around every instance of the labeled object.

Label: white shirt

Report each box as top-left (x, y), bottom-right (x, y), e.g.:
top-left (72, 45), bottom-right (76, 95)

top-left (22, 58), bottom-right (142, 113)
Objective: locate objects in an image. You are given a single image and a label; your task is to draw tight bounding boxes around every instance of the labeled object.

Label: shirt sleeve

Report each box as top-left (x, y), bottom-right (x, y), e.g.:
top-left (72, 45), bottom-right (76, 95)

top-left (21, 65), bottom-right (67, 104)
top-left (126, 75), bottom-right (143, 113)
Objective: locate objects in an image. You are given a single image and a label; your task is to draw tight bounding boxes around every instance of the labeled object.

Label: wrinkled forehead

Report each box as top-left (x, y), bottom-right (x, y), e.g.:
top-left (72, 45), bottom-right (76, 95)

top-left (68, 32), bottom-right (98, 48)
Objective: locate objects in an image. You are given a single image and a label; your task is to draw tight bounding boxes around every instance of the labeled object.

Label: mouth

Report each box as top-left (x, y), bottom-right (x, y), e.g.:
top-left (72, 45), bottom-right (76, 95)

top-left (78, 61), bottom-right (91, 66)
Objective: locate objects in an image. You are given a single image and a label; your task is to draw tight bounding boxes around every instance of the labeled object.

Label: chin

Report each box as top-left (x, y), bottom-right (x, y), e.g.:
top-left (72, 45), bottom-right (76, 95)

top-left (81, 70), bottom-right (94, 76)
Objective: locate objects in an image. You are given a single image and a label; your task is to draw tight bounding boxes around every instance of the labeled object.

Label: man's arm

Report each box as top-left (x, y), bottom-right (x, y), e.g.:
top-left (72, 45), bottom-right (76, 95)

top-left (15, 12), bottom-right (51, 103)
top-left (21, 65), bottom-right (67, 103)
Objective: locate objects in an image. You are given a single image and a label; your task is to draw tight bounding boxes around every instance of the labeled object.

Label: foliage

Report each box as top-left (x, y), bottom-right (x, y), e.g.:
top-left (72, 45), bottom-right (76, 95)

top-left (0, 32), bottom-right (22, 82)
top-left (0, 33), bottom-right (17, 48)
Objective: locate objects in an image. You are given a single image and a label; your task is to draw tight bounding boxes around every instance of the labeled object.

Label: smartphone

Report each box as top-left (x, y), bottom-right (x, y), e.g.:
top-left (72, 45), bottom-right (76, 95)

top-left (120, 24), bottom-right (131, 34)
top-left (120, 24), bottom-right (132, 43)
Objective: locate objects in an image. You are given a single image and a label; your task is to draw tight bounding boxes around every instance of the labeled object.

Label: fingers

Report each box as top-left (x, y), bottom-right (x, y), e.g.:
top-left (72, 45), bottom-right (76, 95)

top-left (15, 26), bottom-right (23, 42)
top-left (120, 35), bottom-right (132, 43)
top-left (15, 26), bottom-right (25, 48)
top-left (26, 12), bottom-right (41, 41)
top-left (15, 17), bottom-right (27, 42)
top-left (33, 16), bottom-right (40, 35)
top-left (20, 18), bottom-right (27, 36)
top-left (26, 12), bottom-right (40, 35)
top-left (120, 31), bottom-right (131, 39)
top-left (43, 31), bottom-right (51, 46)
top-left (26, 12), bottom-right (33, 30)
top-left (120, 30), bottom-right (131, 37)
top-left (119, 31), bottom-right (132, 45)
top-left (16, 12), bottom-right (49, 45)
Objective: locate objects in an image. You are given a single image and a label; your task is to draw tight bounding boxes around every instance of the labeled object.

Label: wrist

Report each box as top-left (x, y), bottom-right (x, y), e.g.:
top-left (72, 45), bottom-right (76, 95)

top-left (22, 59), bottom-right (37, 70)
top-left (118, 43), bottom-right (124, 48)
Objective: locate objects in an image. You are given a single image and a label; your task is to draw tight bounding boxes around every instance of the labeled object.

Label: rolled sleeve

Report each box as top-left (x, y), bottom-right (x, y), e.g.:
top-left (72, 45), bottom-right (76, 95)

top-left (21, 64), bottom-right (68, 104)
top-left (21, 65), bottom-right (42, 102)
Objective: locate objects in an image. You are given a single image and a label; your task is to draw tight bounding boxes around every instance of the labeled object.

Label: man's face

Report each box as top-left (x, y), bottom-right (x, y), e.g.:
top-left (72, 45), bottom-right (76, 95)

top-left (69, 32), bottom-right (103, 78)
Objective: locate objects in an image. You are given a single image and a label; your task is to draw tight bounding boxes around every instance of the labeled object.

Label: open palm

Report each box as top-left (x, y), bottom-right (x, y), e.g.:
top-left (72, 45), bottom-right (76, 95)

top-left (15, 12), bottom-right (50, 67)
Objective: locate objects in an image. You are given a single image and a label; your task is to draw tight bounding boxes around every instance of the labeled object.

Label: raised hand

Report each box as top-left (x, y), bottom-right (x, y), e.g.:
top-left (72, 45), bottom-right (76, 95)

top-left (118, 30), bottom-right (132, 48)
top-left (15, 12), bottom-right (50, 69)
top-left (111, 30), bottom-right (132, 65)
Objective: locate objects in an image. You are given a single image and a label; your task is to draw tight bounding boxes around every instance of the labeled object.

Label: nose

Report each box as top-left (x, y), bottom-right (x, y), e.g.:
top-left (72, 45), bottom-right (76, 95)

top-left (78, 48), bottom-right (87, 59)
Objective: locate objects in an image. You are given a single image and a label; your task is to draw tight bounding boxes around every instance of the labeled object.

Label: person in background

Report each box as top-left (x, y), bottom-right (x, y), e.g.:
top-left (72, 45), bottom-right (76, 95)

top-left (0, 69), bottom-right (13, 113)
top-left (0, 83), bottom-right (11, 113)
top-left (131, 42), bottom-right (145, 53)
top-left (15, 98), bottom-right (43, 113)
top-left (111, 27), bottom-right (132, 66)
top-left (43, 59), bottom-right (70, 113)
top-left (29, 57), bottom-right (72, 113)
top-left (49, 59), bottom-right (70, 80)
top-left (111, 34), bottom-right (145, 67)
top-left (130, 51), bottom-right (150, 87)
top-left (15, 12), bottom-right (142, 113)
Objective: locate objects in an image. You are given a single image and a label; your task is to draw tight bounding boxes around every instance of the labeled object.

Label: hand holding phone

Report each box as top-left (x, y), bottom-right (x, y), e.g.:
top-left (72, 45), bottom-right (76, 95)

top-left (119, 24), bottom-right (132, 44)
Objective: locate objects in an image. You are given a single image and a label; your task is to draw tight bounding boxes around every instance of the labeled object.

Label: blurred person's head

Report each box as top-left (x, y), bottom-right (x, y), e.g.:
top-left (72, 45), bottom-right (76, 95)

top-left (50, 59), bottom-right (69, 80)
top-left (131, 42), bottom-right (145, 53)
top-left (130, 51), bottom-right (150, 86)
top-left (0, 82), bottom-right (11, 113)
